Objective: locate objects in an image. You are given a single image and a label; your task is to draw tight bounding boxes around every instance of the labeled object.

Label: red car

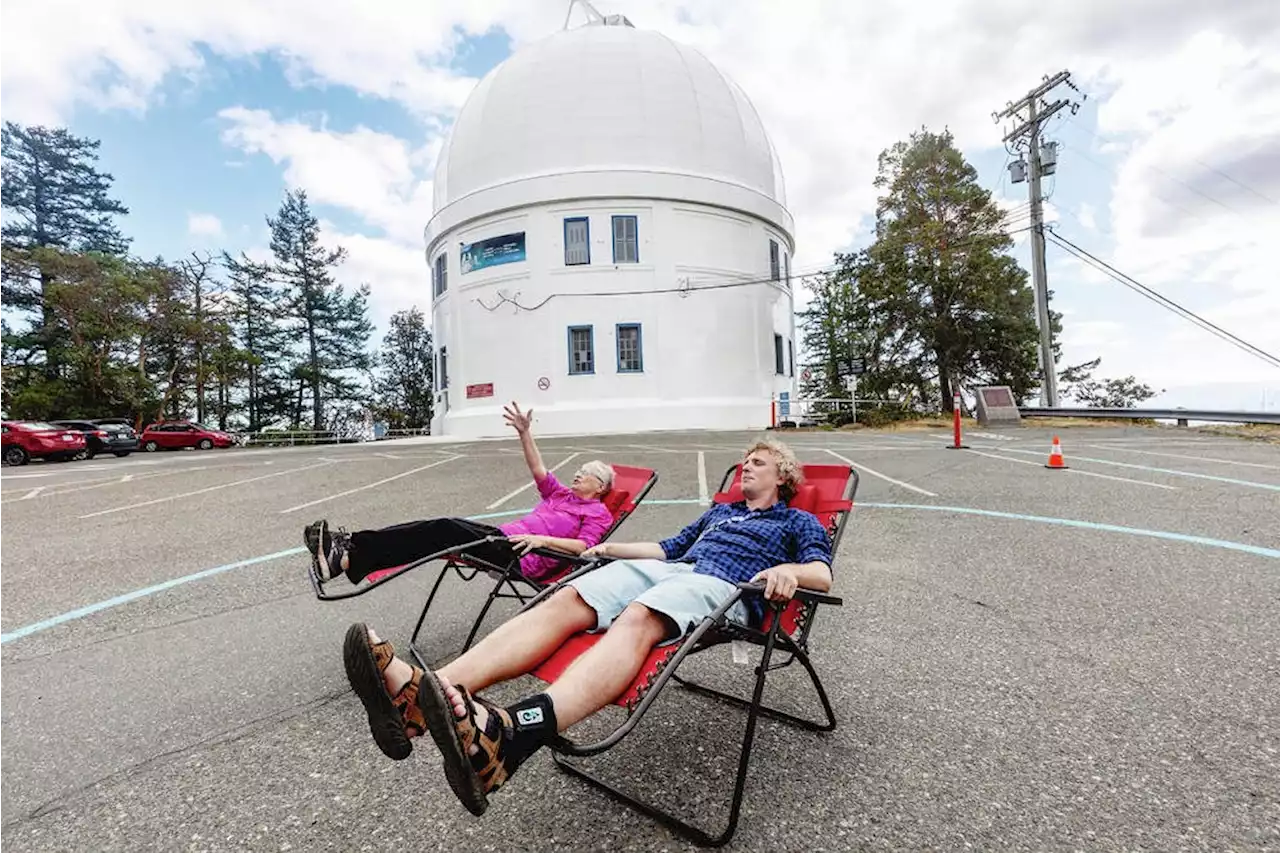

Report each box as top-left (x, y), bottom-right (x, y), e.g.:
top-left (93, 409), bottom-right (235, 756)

top-left (2, 420), bottom-right (87, 466)
top-left (139, 420), bottom-right (236, 452)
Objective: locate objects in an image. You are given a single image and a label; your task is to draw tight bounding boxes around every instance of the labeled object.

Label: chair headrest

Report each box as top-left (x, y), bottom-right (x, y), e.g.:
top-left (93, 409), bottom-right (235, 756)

top-left (603, 489), bottom-right (632, 516)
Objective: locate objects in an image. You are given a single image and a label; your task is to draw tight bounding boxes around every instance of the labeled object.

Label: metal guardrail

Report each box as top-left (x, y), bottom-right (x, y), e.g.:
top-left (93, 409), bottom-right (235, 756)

top-left (1018, 407), bottom-right (1280, 425)
top-left (240, 427), bottom-right (433, 446)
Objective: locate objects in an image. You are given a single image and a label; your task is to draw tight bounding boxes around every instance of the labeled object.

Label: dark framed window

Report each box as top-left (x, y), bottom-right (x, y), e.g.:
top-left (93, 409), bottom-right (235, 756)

top-left (568, 326), bottom-right (595, 375)
top-left (616, 323), bottom-right (643, 373)
top-left (612, 215), bottom-right (638, 263)
top-left (564, 217), bottom-right (590, 265)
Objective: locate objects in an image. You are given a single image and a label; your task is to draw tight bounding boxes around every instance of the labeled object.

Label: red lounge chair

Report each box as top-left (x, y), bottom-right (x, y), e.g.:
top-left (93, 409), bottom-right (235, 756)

top-left (307, 464), bottom-right (659, 656)
top-left (514, 462), bottom-right (858, 847)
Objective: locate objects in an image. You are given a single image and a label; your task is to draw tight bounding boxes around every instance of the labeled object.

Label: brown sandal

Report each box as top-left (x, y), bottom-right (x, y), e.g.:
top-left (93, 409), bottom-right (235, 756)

top-left (416, 673), bottom-right (509, 816)
top-left (342, 623), bottom-right (420, 761)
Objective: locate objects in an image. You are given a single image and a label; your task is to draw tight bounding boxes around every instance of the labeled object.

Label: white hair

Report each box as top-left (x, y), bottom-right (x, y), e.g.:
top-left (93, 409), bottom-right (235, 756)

top-left (580, 459), bottom-right (616, 491)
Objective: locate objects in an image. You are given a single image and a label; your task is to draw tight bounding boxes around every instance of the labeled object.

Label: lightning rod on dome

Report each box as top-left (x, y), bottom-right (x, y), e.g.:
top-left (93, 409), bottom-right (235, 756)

top-left (563, 0), bottom-right (633, 29)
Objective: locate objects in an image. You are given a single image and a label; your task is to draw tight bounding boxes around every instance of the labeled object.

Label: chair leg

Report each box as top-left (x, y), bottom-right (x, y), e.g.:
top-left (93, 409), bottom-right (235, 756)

top-left (408, 563), bottom-right (454, 670)
top-left (550, 622), bottom-right (783, 847)
top-left (460, 571), bottom-right (513, 652)
top-left (670, 636), bottom-right (837, 732)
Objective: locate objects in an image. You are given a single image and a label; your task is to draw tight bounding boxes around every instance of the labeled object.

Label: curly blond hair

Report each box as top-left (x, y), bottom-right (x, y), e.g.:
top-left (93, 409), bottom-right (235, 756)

top-left (742, 437), bottom-right (804, 502)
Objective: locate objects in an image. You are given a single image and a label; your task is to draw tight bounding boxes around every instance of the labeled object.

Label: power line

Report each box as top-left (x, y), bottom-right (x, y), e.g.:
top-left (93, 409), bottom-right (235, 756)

top-left (1045, 228), bottom-right (1280, 369)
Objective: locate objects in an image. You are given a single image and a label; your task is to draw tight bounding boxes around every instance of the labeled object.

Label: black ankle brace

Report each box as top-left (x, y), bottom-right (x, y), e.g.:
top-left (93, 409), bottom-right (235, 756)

top-left (503, 693), bottom-right (558, 766)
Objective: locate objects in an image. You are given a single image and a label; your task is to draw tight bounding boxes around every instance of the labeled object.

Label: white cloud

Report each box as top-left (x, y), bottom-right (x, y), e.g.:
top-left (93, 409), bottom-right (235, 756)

top-left (4, 0), bottom-right (1278, 403)
top-left (186, 212), bottom-right (224, 238)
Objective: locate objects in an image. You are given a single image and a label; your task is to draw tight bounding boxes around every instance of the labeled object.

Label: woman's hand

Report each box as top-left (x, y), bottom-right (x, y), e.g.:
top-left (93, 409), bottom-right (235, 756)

top-left (581, 542), bottom-right (610, 559)
top-left (503, 402), bottom-right (534, 435)
top-left (507, 533), bottom-right (548, 555)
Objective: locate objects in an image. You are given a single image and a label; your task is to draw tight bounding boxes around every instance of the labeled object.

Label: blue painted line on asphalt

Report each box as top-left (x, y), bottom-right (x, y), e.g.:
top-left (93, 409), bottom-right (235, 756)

top-left (0, 501), bottom-right (713, 644)
top-left (856, 503), bottom-right (1280, 559)
top-left (0, 547), bottom-right (307, 644)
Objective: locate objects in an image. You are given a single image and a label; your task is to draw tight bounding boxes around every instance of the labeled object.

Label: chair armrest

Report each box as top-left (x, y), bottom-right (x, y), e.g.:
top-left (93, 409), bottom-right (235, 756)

top-left (735, 581), bottom-right (843, 607)
top-left (528, 546), bottom-right (596, 565)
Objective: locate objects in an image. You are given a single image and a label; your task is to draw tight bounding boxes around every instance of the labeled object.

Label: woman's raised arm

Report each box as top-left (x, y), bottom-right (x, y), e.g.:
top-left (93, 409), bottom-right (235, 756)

top-left (503, 401), bottom-right (547, 482)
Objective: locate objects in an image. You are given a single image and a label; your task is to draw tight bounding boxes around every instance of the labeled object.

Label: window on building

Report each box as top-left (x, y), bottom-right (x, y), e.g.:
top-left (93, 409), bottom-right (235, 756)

top-left (616, 323), bottom-right (643, 373)
top-left (433, 253), bottom-right (448, 297)
top-left (769, 239), bottom-right (780, 281)
top-left (774, 333), bottom-right (784, 375)
top-left (788, 338), bottom-right (794, 377)
top-left (564, 217), bottom-right (590, 265)
top-left (612, 215), bottom-right (639, 263)
top-left (568, 326), bottom-right (595, 375)
top-left (784, 252), bottom-right (791, 289)
top-left (438, 347), bottom-right (449, 389)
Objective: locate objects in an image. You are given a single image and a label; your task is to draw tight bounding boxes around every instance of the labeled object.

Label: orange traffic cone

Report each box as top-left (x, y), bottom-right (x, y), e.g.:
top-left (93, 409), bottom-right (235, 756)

top-left (1045, 435), bottom-right (1068, 469)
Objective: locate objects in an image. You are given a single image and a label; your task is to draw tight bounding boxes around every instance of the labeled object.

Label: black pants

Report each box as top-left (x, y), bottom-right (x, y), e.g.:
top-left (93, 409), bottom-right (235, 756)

top-left (346, 517), bottom-right (518, 584)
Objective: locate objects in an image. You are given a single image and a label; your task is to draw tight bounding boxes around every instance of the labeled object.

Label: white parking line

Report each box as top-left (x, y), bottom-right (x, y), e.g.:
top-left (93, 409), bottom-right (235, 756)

top-left (992, 447), bottom-right (1280, 493)
top-left (20, 487), bottom-right (45, 500)
top-left (823, 449), bottom-right (938, 497)
top-left (1085, 445), bottom-right (1280, 471)
top-left (697, 451), bottom-right (709, 506)
top-left (965, 448), bottom-right (1178, 490)
top-left (83, 461), bottom-right (336, 519)
top-left (280, 456), bottom-right (462, 514)
top-left (486, 453), bottom-right (580, 509)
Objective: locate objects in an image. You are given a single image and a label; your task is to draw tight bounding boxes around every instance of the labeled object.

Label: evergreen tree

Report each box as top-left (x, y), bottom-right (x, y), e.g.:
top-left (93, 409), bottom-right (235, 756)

top-left (854, 127), bottom-right (1041, 410)
top-left (267, 190), bottom-right (373, 430)
top-left (372, 307), bottom-right (434, 430)
top-left (222, 251), bottom-right (292, 431)
top-left (1, 122), bottom-right (130, 379)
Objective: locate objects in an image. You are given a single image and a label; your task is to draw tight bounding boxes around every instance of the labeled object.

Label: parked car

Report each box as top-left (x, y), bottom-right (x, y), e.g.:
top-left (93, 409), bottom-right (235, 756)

top-left (2, 420), bottom-right (87, 466)
top-left (139, 420), bottom-right (236, 452)
top-left (51, 419), bottom-right (140, 459)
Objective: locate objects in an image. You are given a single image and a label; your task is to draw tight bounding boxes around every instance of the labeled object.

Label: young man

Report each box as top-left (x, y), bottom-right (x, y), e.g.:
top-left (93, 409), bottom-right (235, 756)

top-left (341, 437), bottom-right (832, 816)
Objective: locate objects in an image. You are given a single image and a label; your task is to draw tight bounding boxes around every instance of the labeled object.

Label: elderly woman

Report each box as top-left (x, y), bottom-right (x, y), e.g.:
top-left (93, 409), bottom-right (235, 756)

top-left (305, 402), bottom-right (615, 585)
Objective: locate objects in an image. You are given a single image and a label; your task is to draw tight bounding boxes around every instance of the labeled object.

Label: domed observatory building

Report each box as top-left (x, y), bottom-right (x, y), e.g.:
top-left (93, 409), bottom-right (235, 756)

top-left (425, 4), bottom-right (797, 438)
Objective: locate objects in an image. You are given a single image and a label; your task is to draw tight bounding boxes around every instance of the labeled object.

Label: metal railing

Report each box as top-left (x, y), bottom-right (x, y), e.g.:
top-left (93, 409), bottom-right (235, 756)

top-left (239, 427), bottom-right (433, 447)
top-left (1018, 407), bottom-right (1280, 426)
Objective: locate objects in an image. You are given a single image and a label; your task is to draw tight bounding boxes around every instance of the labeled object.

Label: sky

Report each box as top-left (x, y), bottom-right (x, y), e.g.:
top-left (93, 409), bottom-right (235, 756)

top-left (3, 0), bottom-right (1278, 411)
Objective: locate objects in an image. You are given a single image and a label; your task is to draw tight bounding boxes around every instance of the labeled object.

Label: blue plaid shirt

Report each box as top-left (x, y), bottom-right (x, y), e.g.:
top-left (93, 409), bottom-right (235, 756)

top-left (659, 500), bottom-right (833, 625)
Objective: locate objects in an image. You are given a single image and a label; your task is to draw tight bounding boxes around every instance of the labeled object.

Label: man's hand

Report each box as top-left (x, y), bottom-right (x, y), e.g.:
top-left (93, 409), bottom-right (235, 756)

top-left (750, 564), bottom-right (800, 601)
top-left (503, 401), bottom-right (534, 435)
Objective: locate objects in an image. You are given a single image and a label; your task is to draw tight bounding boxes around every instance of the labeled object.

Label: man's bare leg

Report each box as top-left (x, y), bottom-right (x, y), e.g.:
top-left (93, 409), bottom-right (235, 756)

top-left (436, 586), bottom-right (597, 692)
top-left (439, 601), bottom-right (669, 733)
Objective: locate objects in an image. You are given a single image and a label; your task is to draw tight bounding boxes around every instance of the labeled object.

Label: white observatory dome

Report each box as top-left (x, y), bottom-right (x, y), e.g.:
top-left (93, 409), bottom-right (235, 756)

top-left (431, 19), bottom-right (787, 216)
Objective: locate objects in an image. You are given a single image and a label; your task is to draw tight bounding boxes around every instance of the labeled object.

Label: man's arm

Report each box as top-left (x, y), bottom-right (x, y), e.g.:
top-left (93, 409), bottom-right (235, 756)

top-left (751, 512), bottom-right (835, 600)
top-left (581, 540), bottom-right (666, 560)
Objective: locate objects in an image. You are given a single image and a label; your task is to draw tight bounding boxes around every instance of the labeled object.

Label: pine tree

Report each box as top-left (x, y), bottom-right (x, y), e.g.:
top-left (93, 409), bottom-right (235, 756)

top-left (267, 190), bottom-right (373, 431)
top-left (222, 251), bottom-right (292, 431)
top-left (1, 122), bottom-right (130, 379)
top-left (373, 308), bottom-right (434, 430)
top-left (855, 127), bottom-right (1041, 410)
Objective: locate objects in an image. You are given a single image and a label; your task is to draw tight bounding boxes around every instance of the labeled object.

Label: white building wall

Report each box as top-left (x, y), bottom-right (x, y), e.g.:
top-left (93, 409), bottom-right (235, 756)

top-left (429, 196), bottom-right (796, 438)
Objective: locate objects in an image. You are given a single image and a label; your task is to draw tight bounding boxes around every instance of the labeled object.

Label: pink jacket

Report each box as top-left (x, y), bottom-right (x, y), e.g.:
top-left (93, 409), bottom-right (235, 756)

top-left (500, 472), bottom-right (614, 580)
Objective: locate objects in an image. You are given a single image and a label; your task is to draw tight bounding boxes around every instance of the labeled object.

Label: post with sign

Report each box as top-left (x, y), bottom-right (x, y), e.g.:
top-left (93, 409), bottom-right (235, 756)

top-left (839, 357), bottom-right (865, 425)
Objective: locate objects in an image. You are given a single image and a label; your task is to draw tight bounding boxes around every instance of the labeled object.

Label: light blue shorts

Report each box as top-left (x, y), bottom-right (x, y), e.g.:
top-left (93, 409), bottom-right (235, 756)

top-left (566, 559), bottom-right (751, 644)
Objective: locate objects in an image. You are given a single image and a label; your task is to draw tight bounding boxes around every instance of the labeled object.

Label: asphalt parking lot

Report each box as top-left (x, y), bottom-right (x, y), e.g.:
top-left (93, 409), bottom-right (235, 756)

top-left (2, 424), bottom-right (1278, 851)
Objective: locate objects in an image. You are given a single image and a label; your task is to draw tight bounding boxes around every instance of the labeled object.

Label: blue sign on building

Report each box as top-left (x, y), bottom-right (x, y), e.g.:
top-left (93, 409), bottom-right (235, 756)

top-left (779, 391), bottom-right (790, 418)
top-left (461, 232), bottom-right (526, 273)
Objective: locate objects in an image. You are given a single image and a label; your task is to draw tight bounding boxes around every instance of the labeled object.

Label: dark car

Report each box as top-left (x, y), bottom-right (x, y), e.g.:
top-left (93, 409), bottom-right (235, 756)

top-left (52, 419), bottom-right (140, 459)
top-left (2, 420), bottom-right (87, 465)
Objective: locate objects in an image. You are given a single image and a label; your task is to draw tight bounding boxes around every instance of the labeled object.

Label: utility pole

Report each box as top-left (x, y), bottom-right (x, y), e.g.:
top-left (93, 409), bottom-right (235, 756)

top-left (994, 70), bottom-right (1085, 407)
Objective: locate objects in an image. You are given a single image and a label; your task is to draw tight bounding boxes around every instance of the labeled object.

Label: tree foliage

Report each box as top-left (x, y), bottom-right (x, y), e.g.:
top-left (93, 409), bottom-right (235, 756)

top-left (1058, 358), bottom-right (1162, 407)
top-left (1, 122), bottom-right (382, 433)
top-left (372, 308), bottom-right (434, 429)
top-left (801, 127), bottom-right (1052, 411)
top-left (268, 190), bottom-right (374, 431)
